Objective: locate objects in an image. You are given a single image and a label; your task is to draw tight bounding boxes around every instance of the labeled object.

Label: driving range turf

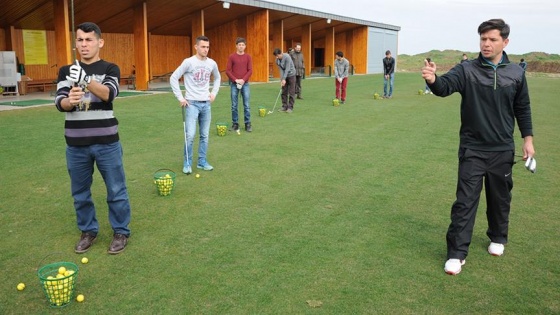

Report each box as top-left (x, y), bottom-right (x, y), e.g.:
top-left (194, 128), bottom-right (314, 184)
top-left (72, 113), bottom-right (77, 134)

top-left (1, 73), bottom-right (558, 313)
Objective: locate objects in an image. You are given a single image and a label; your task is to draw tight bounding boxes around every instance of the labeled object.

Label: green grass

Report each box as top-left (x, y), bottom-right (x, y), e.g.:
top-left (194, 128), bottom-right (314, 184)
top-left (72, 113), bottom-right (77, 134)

top-left (1, 73), bottom-right (559, 314)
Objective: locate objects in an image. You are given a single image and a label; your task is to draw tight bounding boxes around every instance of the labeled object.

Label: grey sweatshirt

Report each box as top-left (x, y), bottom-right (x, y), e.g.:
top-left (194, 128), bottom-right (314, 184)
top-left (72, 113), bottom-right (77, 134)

top-left (276, 54), bottom-right (296, 80)
top-left (170, 55), bottom-right (221, 101)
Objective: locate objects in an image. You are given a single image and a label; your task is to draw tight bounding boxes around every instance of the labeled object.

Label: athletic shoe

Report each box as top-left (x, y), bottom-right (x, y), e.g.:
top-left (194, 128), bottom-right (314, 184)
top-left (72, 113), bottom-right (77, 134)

top-left (108, 233), bottom-right (128, 255)
top-left (444, 259), bottom-right (465, 275)
top-left (245, 123), bottom-right (252, 132)
top-left (341, 101), bottom-right (345, 104)
top-left (197, 163), bottom-right (214, 171)
top-left (232, 123), bottom-right (239, 131)
top-left (488, 242), bottom-right (505, 256)
top-left (286, 109), bottom-right (293, 113)
top-left (278, 108), bottom-right (287, 112)
top-left (182, 165), bottom-right (192, 175)
top-left (75, 232), bottom-right (97, 254)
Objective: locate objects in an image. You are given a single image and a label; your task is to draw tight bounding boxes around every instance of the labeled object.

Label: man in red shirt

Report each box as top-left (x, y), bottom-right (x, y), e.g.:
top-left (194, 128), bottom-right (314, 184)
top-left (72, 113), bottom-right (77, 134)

top-left (226, 37), bottom-right (253, 132)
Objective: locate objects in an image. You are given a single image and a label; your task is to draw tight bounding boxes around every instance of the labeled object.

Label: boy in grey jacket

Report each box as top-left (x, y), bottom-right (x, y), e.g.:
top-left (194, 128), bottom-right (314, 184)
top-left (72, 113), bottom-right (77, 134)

top-left (273, 48), bottom-right (296, 113)
top-left (334, 51), bottom-right (350, 104)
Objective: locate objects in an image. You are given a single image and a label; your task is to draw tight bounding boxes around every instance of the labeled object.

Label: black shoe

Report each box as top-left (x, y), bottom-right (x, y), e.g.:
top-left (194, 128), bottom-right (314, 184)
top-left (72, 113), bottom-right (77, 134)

top-left (245, 123), bottom-right (252, 132)
top-left (75, 232), bottom-right (97, 254)
top-left (108, 233), bottom-right (128, 255)
top-left (232, 123), bottom-right (239, 131)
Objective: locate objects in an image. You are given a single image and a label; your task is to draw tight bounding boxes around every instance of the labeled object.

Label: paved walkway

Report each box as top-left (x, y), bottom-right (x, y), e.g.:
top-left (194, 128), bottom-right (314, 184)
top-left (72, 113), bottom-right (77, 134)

top-left (0, 83), bottom-right (170, 111)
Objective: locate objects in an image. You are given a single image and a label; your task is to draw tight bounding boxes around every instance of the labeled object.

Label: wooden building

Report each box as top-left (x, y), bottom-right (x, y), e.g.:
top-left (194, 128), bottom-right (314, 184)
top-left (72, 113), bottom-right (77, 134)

top-left (0, 0), bottom-right (400, 91)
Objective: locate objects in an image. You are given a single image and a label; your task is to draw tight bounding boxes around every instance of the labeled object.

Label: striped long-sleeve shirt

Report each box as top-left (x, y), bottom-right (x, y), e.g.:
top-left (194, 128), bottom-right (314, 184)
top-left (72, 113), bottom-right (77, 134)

top-left (55, 60), bottom-right (120, 146)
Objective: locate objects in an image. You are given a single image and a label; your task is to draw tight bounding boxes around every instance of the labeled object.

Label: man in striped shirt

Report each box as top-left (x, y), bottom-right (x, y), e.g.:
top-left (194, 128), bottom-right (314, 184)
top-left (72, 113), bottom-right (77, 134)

top-left (55, 22), bottom-right (131, 255)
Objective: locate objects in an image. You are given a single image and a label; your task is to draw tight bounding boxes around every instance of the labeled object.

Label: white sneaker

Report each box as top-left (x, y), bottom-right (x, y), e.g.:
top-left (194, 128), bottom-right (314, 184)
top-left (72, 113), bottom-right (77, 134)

top-left (488, 242), bottom-right (505, 256)
top-left (444, 259), bottom-right (465, 275)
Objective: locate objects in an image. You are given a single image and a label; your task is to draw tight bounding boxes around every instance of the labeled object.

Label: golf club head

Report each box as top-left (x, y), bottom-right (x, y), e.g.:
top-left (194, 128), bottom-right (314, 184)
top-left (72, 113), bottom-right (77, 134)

top-left (524, 156), bottom-right (536, 173)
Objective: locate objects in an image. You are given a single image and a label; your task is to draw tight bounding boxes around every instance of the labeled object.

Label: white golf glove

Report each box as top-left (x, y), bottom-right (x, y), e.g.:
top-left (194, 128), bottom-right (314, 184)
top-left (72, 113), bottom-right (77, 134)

top-left (525, 156), bottom-right (536, 173)
top-left (66, 60), bottom-right (91, 86)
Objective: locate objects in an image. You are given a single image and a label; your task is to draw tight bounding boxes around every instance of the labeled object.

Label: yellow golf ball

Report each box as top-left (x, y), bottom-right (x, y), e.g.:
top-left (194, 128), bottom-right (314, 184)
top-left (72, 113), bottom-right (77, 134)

top-left (17, 283), bottom-right (25, 291)
top-left (76, 294), bottom-right (85, 302)
top-left (195, 174), bottom-right (200, 178)
top-left (81, 257), bottom-right (89, 264)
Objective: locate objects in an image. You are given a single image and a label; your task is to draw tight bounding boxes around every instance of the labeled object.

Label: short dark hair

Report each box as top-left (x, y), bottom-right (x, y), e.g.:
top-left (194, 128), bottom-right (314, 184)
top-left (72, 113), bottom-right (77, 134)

top-left (273, 48), bottom-right (282, 55)
top-left (478, 19), bottom-right (510, 39)
top-left (236, 37), bottom-right (246, 45)
top-left (196, 36), bottom-right (210, 44)
top-left (336, 51), bottom-right (343, 57)
top-left (520, 58), bottom-right (525, 62)
top-left (77, 22), bottom-right (102, 38)
top-left (385, 50), bottom-right (391, 55)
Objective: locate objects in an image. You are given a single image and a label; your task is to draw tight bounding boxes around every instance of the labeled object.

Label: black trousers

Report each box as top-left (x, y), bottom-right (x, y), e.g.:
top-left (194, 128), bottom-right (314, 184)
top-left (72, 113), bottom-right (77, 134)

top-left (295, 75), bottom-right (303, 96)
top-left (446, 148), bottom-right (514, 260)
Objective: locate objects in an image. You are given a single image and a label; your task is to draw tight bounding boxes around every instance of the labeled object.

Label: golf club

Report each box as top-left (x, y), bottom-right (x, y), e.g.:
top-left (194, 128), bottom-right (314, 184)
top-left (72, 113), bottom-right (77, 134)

top-left (181, 107), bottom-right (189, 172)
top-left (268, 88), bottom-right (282, 114)
top-left (70, 0), bottom-right (76, 61)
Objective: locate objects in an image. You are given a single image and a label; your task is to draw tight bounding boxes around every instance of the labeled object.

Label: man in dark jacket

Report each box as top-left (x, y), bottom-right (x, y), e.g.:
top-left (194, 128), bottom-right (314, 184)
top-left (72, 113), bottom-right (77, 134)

top-left (382, 50), bottom-right (395, 98)
top-left (422, 19), bottom-right (535, 275)
top-left (291, 43), bottom-right (305, 99)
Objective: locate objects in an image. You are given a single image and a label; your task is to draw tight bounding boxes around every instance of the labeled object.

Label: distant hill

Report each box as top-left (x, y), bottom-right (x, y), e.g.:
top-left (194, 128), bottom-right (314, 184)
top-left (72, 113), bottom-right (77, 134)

top-left (397, 50), bottom-right (560, 73)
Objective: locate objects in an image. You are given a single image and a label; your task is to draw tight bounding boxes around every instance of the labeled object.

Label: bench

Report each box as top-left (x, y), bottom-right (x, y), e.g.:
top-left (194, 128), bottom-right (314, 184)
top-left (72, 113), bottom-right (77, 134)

top-left (24, 79), bottom-right (57, 95)
top-left (120, 75), bottom-right (136, 90)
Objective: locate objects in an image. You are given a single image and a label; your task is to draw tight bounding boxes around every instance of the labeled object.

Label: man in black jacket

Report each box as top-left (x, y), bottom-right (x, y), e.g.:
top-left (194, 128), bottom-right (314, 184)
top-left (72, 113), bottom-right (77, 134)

top-left (382, 50), bottom-right (395, 98)
top-left (422, 19), bottom-right (535, 275)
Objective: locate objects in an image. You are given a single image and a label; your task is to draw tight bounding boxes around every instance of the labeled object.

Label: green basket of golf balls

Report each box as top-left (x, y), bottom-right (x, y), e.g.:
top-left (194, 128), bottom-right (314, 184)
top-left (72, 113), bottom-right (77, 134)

top-left (216, 122), bottom-right (228, 136)
top-left (153, 169), bottom-right (176, 196)
top-left (258, 106), bottom-right (267, 117)
top-left (37, 261), bottom-right (79, 308)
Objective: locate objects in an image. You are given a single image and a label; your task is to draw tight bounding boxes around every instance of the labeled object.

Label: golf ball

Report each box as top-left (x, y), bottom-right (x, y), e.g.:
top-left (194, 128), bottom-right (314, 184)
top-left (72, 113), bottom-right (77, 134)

top-left (237, 130), bottom-right (241, 135)
top-left (76, 294), bottom-right (85, 302)
top-left (195, 174), bottom-right (200, 178)
top-left (81, 257), bottom-right (89, 264)
top-left (17, 283), bottom-right (25, 291)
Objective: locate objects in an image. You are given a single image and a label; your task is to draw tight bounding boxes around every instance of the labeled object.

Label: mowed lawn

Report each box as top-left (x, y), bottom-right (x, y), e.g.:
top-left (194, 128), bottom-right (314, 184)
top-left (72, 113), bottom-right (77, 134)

top-left (1, 72), bottom-right (558, 314)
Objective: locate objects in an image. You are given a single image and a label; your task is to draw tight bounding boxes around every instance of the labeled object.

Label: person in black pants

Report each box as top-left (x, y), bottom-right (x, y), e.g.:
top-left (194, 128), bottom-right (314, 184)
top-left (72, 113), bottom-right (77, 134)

top-left (422, 18), bottom-right (535, 275)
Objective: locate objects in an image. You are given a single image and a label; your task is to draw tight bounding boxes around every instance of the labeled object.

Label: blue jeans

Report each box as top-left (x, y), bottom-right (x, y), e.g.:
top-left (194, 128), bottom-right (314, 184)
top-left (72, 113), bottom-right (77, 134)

top-left (383, 73), bottom-right (394, 97)
top-left (230, 82), bottom-right (251, 125)
top-left (184, 100), bottom-right (211, 167)
top-left (66, 142), bottom-right (131, 236)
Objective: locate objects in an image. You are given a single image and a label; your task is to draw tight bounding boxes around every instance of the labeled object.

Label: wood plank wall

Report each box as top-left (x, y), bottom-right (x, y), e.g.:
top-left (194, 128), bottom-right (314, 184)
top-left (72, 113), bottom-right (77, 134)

top-left (352, 26), bottom-right (368, 74)
top-left (3, 23), bottom-right (370, 83)
top-left (0, 29), bottom-right (6, 51)
top-left (149, 34), bottom-right (190, 77)
top-left (246, 10), bottom-right (269, 83)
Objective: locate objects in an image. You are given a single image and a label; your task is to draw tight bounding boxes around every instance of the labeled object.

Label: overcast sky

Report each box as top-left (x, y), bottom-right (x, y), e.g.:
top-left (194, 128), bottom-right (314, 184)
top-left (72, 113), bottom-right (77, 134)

top-left (269, 0), bottom-right (560, 55)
